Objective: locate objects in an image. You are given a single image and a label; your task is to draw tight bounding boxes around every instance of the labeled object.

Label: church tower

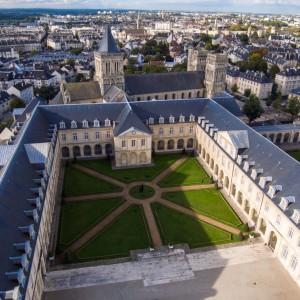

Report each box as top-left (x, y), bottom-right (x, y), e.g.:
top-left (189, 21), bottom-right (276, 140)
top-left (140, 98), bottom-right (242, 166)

top-left (94, 25), bottom-right (124, 95)
top-left (137, 12), bottom-right (141, 29)
top-left (187, 47), bottom-right (208, 72)
top-left (204, 53), bottom-right (227, 98)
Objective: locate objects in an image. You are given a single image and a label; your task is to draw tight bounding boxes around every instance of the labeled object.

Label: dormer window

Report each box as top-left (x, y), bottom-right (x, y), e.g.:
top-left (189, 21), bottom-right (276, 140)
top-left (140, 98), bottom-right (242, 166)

top-left (159, 116), bottom-right (164, 124)
top-left (237, 154), bottom-right (248, 165)
top-left (291, 209), bottom-right (300, 224)
top-left (169, 115), bottom-right (175, 123)
top-left (251, 168), bottom-right (263, 180)
top-left (267, 185), bottom-right (282, 198)
top-left (59, 121), bottom-right (65, 129)
top-left (279, 196), bottom-right (295, 211)
top-left (189, 114), bottom-right (195, 122)
top-left (105, 118), bottom-right (111, 127)
top-left (71, 120), bottom-right (77, 128)
top-left (202, 119), bottom-right (209, 128)
top-left (94, 119), bottom-right (100, 127)
top-left (243, 160), bottom-right (255, 172)
top-left (149, 117), bottom-right (154, 124)
top-left (179, 115), bottom-right (185, 122)
top-left (82, 120), bottom-right (89, 128)
top-left (259, 176), bottom-right (272, 188)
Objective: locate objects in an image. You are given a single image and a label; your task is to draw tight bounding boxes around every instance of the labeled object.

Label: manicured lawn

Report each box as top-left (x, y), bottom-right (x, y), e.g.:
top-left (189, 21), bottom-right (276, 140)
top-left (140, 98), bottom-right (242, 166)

top-left (75, 204), bottom-right (152, 261)
top-left (129, 185), bottom-right (156, 200)
top-left (63, 167), bottom-right (122, 197)
top-left (77, 153), bottom-right (181, 183)
top-left (287, 151), bottom-right (300, 162)
top-left (162, 189), bottom-right (242, 228)
top-left (59, 197), bottom-right (125, 246)
top-left (151, 203), bottom-right (233, 248)
top-left (158, 157), bottom-right (210, 187)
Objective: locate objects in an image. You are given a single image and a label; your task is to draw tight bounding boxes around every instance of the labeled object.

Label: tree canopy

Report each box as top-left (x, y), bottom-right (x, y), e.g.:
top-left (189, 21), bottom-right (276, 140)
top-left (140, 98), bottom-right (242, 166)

top-left (286, 96), bottom-right (300, 118)
top-left (9, 96), bottom-right (25, 111)
top-left (242, 94), bottom-right (264, 124)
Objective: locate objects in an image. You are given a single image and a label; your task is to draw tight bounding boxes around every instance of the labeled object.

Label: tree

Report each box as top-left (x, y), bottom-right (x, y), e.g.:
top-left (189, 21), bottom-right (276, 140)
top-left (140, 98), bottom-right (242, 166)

top-left (131, 47), bottom-right (140, 55)
top-left (242, 94), bottom-right (264, 124)
top-left (66, 59), bottom-right (75, 68)
top-left (69, 48), bottom-right (83, 55)
top-left (244, 89), bottom-right (251, 97)
top-left (231, 83), bottom-right (238, 93)
top-left (29, 50), bottom-right (38, 56)
top-left (240, 34), bottom-right (249, 44)
top-left (270, 64), bottom-right (280, 79)
top-left (259, 61), bottom-right (268, 73)
top-left (273, 91), bottom-right (282, 109)
top-left (172, 62), bottom-right (187, 72)
top-left (205, 43), bottom-right (213, 51)
top-left (9, 96), bottom-right (26, 111)
top-left (89, 68), bottom-right (94, 80)
top-left (286, 96), bottom-right (300, 118)
top-left (142, 65), bottom-right (167, 74)
top-left (73, 73), bottom-right (85, 82)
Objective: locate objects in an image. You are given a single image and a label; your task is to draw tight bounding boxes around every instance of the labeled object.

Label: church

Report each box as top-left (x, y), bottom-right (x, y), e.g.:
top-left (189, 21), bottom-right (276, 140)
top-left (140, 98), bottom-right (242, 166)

top-left (60, 26), bottom-right (228, 104)
top-left (0, 26), bottom-right (300, 300)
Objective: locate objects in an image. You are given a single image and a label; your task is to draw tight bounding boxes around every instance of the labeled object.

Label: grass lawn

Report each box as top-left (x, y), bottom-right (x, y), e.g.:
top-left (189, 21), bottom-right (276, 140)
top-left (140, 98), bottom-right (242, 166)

top-left (162, 189), bottom-right (242, 228)
top-left (77, 153), bottom-right (181, 183)
top-left (63, 167), bottom-right (122, 197)
top-left (158, 157), bottom-right (210, 187)
top-left (59, 197), bottom-right (125, 246)
top-left (151, 203), bottom-right (233, 248)
top-left (129, 185), bottom-right (156, 200)
top-left (287, 151), bottom-right (300, 162)
top-left (75, 204), bottom-right (152, 261)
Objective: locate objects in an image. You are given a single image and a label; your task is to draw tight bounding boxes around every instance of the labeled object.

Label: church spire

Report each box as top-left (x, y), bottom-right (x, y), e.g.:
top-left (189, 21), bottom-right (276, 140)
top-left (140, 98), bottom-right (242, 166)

top-left (98, 25), bottom-right (119, 54)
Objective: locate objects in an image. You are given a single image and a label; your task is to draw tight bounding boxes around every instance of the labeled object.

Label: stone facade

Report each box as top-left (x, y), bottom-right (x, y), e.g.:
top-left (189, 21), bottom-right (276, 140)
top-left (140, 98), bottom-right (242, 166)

top-left (94, 51), bottom-right (125, 95)
top-left (205, 53), bottom-right (228, 98)
top-left (187, 48), bottom-right (208, 72)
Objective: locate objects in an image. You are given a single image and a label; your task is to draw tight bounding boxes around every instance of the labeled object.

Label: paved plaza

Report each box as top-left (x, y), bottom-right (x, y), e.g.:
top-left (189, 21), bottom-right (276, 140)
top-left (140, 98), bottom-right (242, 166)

top-left (43, 242), bottom-right (300, 300)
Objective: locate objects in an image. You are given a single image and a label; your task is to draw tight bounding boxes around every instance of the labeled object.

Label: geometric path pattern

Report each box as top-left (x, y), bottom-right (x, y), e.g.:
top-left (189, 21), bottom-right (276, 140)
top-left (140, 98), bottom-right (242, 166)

top-left (59, 156), bottom-right (240, 261)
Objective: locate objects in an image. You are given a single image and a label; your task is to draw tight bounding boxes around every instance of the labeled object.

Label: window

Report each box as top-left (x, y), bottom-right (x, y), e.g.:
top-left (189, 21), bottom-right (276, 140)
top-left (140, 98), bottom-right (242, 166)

top-left (84, 133), bottom-right (89, 140)
top-left (281, 245), bottom-right (289, 260)
top-left (169, 127), bottom-right (174, 135)
top-left (72, 133), bottom-right (77, 141)
top-left (105, 118), bottom-right (111, 127)
top-left (148, 117), bottom-right (154, 124)
top-left (189, 126), bottom-right (193, 134)
top-left (179, 127), bottom-right (184, 134)
top-left (59, 121), bottom-right (66, 129)
top-left (82, 120), bottom-right (89, 128)
top-left (179, 115), bottom-right (185, 123)
top-left (288, 227), bottom-right (294, 239)
top-left (141, 139), bottom-right (146, 147)
top-left (106, 131), bottom-right (111, 139)
top-left (159, 128), bottom-right (164, 135)
top-left (290, 256), bottom-right (298, 271)
top-left (256, 192), bottom-right (262, 202)
top-left (61, 134), bottom-right (66, 141)
top-left (189, 114), bottom-right (195, 122)
top-left (240, 176), bottom-right (244, 185)
top-left (248, 184), bottom-right (252, 193)
top-left (121, 140), bottom-right (126, 148)
top-left (94, 119), bottom-right (100, 127)
top-left (264, 203), bottom-right (270, 213)
top-left (131, 140), bottom-right (136, 147)
top-left (276, 215), bottom-right (281, 226)
top-left (169, 116), bottom-right (175, 123)
top-left (95, 132), bottom-right (100, 140)
top-left (71, 120), bottom-right (77, 128)
top-left (159, 116), bottom-right (164, 124)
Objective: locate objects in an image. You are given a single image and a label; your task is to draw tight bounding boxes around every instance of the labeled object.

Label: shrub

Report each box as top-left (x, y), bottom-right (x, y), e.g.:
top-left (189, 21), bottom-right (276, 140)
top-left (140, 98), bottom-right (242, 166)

top-left (214, 182), bottom-right (218, 190)
top-left (241, 223), bottom-right (249, 232)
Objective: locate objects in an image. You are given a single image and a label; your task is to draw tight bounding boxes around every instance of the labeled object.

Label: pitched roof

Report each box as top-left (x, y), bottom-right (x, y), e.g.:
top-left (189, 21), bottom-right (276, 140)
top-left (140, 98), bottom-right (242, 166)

top-left (125, 71), bottom-right (205, 95)
top-left (98, 25), bottom-right (119, 54)
top-left (62, 81), bottom-right (102, 102)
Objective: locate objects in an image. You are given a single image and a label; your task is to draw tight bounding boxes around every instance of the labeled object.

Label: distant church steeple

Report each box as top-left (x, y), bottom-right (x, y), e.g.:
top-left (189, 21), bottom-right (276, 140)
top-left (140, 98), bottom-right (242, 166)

top-left (137, 12), bottom-right (141, 30)
top-left (94, 25), bottom-right (125, 95)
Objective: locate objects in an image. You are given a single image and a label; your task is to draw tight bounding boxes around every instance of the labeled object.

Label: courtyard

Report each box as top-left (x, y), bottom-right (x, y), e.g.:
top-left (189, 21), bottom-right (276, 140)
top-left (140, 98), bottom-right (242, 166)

top-left (57, 154), bottom-right (244, 263)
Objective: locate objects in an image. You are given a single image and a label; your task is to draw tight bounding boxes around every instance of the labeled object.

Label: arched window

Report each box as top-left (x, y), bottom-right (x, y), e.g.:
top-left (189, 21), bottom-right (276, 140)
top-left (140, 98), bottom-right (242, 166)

top-left (84, 145), bottom-right (91, 156)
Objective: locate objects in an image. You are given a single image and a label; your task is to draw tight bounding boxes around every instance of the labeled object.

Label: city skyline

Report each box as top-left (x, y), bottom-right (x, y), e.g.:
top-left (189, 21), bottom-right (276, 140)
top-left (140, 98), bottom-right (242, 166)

top-left (0, 0), bottom-right (299, 15)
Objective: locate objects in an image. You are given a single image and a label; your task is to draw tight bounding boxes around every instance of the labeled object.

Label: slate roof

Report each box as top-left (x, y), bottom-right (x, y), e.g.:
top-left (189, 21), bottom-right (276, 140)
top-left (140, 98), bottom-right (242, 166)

top-left (125, 71), bottom-right (205, 95)
top-left (290, 87), bottom-right (300, 97)
top-left (12, 82), bottom-right (33, 92)
top-left (98, 25), bottom-right (119, 54)
top-left (278, 68), bottom-right (300, 77)
top-left (1, 97), bottom-right (300, 295)
top-left (62, 81), bottom-right (102, 102)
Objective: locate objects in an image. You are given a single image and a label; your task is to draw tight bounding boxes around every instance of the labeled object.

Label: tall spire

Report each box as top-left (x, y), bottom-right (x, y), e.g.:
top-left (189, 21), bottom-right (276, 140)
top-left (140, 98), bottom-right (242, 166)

top-left (98, 25), bottom-right (119, 54)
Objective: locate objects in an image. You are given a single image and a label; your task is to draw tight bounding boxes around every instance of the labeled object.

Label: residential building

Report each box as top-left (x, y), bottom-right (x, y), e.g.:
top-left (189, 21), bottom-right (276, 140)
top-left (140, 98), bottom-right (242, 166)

top-left (7, 83), bottom-right (34, 104)
top-left (276, 68), bottom-right (300, 96)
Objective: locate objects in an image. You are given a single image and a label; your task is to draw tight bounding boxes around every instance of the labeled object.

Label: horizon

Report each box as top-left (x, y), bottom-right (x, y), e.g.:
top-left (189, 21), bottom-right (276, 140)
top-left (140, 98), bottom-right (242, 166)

top-left (0, 1), bottom-right (299, 15)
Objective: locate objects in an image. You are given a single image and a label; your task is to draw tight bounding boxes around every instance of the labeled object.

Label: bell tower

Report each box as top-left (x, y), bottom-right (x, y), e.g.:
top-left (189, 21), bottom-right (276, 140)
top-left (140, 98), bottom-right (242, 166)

top-left (94, 25), bottom-right (124, 95)
top-left (204, 53), bottom-right (227, 98)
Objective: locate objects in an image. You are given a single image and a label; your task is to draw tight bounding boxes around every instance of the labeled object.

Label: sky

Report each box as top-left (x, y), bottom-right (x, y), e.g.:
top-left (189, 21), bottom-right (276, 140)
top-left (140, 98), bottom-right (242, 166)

top-left (0, 0), bottom-right (299, 15)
